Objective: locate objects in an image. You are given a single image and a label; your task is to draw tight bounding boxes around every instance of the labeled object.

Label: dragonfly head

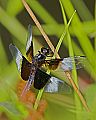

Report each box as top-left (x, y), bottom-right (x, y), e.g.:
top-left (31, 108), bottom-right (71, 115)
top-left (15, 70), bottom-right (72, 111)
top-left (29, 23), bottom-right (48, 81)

top-left (41, 47), bottom-right (50, 56)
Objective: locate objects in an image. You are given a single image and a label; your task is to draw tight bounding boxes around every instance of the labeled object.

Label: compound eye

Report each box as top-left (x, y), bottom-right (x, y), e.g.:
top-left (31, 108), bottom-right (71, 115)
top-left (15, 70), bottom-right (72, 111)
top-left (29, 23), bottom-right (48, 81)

top-left (41, 47), bottom-right (49, 55)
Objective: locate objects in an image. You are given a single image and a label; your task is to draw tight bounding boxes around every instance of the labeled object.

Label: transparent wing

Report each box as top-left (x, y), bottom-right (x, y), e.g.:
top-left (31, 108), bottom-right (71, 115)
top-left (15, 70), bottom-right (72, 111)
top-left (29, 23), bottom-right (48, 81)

top-left (26, 24), bottom-right (33, 62)
top-left (61, 56), bottom-right (87, 71)
top-left (9, 44), bottom-right (23, 72)
top-left (44, 56), bottom-right (86, 71)
top-left (44, 77), bottom-right (72, 93)
top-left (21, 73), bottom-right (35, 97)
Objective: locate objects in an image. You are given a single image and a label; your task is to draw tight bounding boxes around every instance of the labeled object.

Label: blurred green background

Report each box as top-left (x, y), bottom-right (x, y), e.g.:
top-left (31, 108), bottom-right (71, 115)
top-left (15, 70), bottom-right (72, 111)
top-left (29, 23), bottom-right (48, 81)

top-left (0, 0), bottom-right (96, 120)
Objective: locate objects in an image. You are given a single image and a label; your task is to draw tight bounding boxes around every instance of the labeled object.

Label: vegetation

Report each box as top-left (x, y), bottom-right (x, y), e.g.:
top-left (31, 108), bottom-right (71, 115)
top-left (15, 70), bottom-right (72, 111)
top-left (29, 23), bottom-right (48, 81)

top-left (0, 0), bottom-right (95, 120)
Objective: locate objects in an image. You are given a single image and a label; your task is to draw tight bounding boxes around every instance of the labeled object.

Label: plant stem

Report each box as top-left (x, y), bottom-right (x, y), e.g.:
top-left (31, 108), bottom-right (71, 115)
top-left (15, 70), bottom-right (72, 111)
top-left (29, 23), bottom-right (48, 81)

top-left (34, 87), bottom-right (44, 110)
top-left (22, 0), bottom-right (59, 58)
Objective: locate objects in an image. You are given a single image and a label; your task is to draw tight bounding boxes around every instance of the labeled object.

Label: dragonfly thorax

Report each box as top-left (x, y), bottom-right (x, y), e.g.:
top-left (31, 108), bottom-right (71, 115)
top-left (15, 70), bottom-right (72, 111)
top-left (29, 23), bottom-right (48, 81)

top-left (34, 53), bottom-right (46, 62)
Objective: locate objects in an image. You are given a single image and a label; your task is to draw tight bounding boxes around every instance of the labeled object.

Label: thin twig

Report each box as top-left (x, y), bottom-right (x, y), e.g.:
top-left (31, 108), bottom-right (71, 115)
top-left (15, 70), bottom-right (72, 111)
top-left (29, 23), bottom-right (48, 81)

top-left (65, 71), bottom-right (90, 112)
top-left (22, 0), bottom-right (59, 58)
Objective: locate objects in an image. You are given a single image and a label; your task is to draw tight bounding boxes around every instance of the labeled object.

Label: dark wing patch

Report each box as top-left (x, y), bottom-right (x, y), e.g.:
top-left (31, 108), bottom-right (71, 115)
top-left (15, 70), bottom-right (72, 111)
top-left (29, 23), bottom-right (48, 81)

top-left (21, 56), bottom-right (31, 81)
top-left (61, 56), bottom-right (86, 71)
top-left (44, 77), bottom-right (72, 93)
top-left (44, 59), bottom-right (63, 70)
top-left (9, 44), bottom-right (23, 72)
top-left (9, 44), bottom-right (31, 81)
top-left (34, 68), bottom-right (51, 90)
top-left (26, 24), bottom-right (33, 62)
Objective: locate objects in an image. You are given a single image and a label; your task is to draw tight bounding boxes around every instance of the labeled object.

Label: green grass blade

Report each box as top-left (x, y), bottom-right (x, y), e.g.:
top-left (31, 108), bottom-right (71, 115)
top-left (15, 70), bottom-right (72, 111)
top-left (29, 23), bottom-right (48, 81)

top-left (0, 7), bottom-right (26, 45)
top-left (60, 0), bottom-right (83, 117)
top-left (95, 1), bottom-right (96, 50)
top-left (34, 88), bottom-right (44, 110)
top-left (28, 0), bottom-right (57, 24)
top-left (27, 0), bottom-right (84, 56)
top-left (71, 0), bottom-right (93, 21)
top-left (6, 0), bottom-right (23, 16)
top-left (32, 21), bottom-right (95, 36)
top-left (0, 37), bottom-right (8, 74)
top-left (61, 0), bottom-right (96, 78)
top-left (55, 6), bottom-right (76, 55)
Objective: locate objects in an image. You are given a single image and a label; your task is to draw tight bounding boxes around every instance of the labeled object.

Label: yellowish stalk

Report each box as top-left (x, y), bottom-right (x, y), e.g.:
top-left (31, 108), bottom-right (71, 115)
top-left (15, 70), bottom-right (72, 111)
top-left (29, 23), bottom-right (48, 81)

top-left (22, 0), bottom-right (59, 58)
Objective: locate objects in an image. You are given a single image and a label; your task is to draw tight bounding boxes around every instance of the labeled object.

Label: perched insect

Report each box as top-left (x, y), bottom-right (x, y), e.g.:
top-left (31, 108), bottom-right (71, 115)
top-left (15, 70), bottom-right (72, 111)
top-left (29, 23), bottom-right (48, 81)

top-left (9, 25), bottom-right (86, 96)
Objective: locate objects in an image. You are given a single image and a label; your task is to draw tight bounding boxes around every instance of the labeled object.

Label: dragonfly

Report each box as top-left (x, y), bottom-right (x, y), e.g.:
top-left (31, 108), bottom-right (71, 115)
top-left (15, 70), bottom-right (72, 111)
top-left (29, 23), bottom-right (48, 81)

top-left (9, 25), bottom-right (87, 96)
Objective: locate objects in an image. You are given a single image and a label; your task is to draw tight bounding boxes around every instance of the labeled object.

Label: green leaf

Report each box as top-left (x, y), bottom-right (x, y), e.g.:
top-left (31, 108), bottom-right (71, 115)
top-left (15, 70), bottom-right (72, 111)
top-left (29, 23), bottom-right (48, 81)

top-left (0, 101), bottom-right (20, 115)
top-left (6, 0), bottom-right (23, 16)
